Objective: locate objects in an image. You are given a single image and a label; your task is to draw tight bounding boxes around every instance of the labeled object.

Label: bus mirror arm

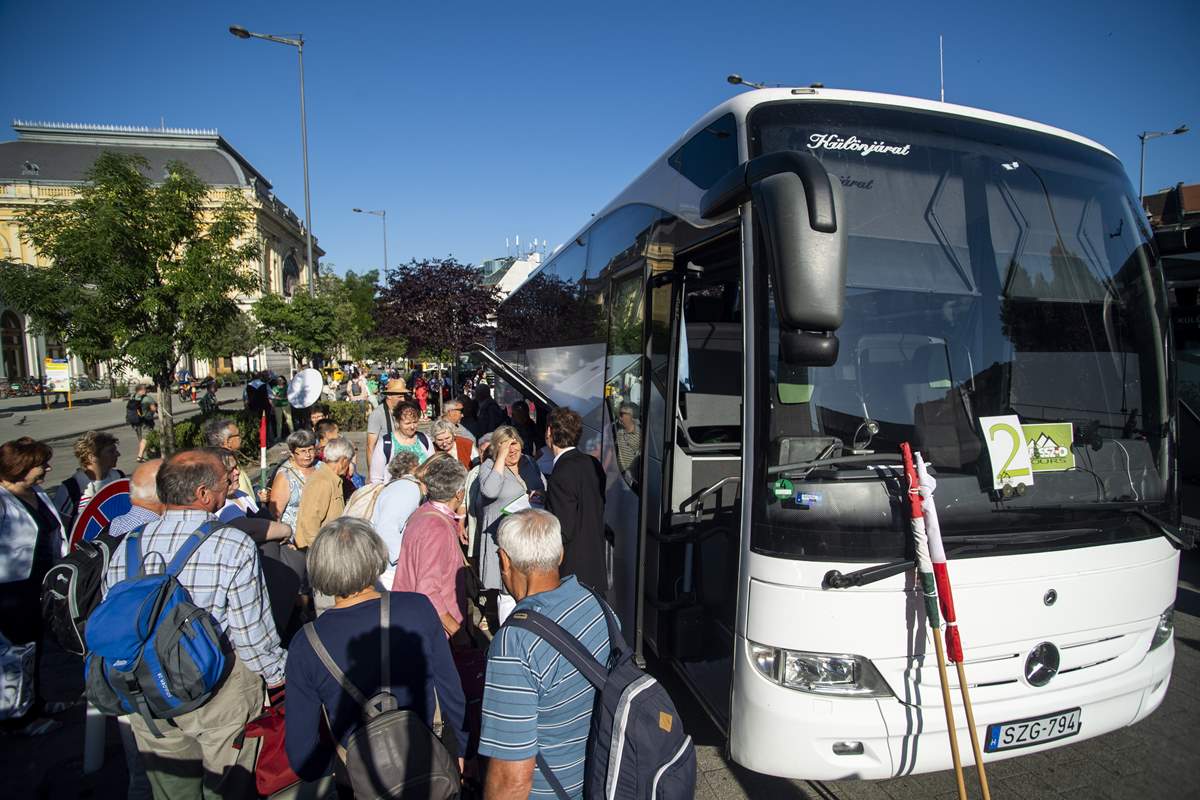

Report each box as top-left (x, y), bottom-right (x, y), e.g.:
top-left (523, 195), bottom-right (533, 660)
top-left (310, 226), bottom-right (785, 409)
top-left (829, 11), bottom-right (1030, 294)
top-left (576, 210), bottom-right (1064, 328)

top-left (823, 559), bottom-right (914, 589)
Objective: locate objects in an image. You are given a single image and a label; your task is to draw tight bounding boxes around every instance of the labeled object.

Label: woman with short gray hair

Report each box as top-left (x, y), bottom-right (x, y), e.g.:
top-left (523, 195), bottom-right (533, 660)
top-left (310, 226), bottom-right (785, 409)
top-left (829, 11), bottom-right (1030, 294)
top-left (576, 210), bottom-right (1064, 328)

top-left (392, 454), bottom-right (472, 643)
top-left (430, 419), bottom-right (477, 470)
top-left (286, 517), bottom-right (467, 781)
top-left (269, 428), bottom-right (320, 527)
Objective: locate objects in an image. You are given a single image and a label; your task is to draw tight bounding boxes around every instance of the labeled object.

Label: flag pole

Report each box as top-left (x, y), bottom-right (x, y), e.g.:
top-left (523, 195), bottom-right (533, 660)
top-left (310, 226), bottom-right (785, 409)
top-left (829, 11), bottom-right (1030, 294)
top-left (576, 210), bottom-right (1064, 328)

top-left (259, 411), bottom-right (268, 494)
top-left (901, 443), bottom-right (967, 800)
top-left (916, 452), bottom-right (991, 800)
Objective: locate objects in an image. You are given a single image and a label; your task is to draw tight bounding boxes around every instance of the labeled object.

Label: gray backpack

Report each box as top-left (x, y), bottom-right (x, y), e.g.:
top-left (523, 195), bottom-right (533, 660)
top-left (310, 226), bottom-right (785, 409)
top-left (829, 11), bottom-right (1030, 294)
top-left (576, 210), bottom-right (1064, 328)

top-left (304, 597), bottom-right (460, 800)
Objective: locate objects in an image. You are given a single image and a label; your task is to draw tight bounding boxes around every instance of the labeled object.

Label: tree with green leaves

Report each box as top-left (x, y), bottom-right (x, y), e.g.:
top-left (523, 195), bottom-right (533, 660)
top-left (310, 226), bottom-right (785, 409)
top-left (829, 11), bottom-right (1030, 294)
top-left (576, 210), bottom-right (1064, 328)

top-left (192, 308), bottom-right (261, 367)
top-left (318, 268), bottom-right (400, 360)
top-left (0, 152), bottom-right (260, 453)
top-left (252, 292), bottom-right (339, 367)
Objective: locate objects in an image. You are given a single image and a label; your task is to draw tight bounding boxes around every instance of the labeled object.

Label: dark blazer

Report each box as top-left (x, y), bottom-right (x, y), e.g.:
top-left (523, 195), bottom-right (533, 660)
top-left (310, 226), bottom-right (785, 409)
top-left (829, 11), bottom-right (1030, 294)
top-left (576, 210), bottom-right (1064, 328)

top-left (546, 448), bottom-right (607, 591)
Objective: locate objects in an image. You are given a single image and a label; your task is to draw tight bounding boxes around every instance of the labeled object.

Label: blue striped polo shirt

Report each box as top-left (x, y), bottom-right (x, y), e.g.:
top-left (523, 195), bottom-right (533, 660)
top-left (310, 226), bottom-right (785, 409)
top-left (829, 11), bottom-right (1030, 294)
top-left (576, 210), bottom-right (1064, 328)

top-left (478, 575), bottom-right (611, 798)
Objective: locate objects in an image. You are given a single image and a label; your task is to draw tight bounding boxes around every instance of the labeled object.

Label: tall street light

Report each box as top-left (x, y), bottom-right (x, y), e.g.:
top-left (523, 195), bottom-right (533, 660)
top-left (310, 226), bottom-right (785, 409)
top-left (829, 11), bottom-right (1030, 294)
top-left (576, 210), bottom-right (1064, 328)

top-left (352, 208), bottom-right (388, 272)
top-left (1138, 124), bottom-right (1189, 206)
top-left (230, 24), bottom-right (316, 297)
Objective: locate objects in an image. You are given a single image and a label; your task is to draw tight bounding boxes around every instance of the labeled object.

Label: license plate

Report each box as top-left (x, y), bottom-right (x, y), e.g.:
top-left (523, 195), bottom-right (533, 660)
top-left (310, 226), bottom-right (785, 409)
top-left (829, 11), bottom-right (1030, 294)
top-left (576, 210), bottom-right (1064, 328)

top-left (984, 707), bottom-right (1081, 752)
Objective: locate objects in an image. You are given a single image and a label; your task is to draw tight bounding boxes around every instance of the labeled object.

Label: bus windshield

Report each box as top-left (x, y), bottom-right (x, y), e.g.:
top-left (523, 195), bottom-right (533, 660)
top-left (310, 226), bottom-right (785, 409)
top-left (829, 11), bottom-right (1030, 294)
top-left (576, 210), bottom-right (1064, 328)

top-left (748, 101), bottom-right (1172, 558)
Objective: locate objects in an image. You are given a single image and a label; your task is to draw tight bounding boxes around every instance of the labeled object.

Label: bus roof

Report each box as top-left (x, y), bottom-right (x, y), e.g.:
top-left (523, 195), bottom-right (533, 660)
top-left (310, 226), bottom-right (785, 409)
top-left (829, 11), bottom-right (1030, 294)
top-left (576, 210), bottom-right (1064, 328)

top-left (523, 88), bottom-right (1117, 292)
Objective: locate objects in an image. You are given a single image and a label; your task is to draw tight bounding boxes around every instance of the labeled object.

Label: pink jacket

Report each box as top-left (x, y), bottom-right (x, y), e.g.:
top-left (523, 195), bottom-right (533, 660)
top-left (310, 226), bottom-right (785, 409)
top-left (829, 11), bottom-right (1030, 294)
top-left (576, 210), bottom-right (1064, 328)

top-left (391, 503), bottom-right (464, 625)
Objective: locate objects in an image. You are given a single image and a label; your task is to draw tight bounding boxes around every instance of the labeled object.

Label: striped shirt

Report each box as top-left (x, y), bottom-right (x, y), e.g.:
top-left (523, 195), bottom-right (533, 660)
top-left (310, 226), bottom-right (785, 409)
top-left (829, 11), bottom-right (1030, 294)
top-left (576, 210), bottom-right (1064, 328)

top-left (107, 505), bottom-right (161, 537)
top-left (478, 576), bottom-right (611, 799)
top-left (102, 508), bottom-right (287, 685)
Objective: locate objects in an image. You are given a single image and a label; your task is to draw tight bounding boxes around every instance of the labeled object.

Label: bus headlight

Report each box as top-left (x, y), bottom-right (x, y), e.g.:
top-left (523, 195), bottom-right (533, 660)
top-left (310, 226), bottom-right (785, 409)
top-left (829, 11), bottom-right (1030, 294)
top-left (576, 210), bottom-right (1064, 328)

top-left (748, 642), bottom-right (893, 697)
top-left (1149, 605), bottom-right (1174, 651)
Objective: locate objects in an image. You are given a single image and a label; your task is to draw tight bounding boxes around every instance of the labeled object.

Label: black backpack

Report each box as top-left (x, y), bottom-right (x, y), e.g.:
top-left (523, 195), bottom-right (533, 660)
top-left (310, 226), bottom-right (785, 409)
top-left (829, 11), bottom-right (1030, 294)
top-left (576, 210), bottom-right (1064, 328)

top-left (41, 523), bottom-right (124, 655)
top-left (125, 397), bottom-right (144, 426)
top-left (508, 589), bottom-right (696, 800)
top-left (304, 597), bottom-right (460, 800)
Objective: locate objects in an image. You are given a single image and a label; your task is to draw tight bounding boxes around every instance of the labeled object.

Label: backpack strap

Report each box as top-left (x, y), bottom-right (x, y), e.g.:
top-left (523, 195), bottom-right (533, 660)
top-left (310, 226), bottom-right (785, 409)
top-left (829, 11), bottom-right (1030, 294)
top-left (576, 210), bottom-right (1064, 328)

top-left (505, 608), bottom-right (608, 689)
top-left (382, 407), bottom-right (394, 465)
top-left (304, 621), bottom-right (370, 707)
top-left (164, 521), bottom-right (222, 577)
top-left (123, 524), bottom-right (150, 579)
top-left (534, 753), bottom-right (573, 800)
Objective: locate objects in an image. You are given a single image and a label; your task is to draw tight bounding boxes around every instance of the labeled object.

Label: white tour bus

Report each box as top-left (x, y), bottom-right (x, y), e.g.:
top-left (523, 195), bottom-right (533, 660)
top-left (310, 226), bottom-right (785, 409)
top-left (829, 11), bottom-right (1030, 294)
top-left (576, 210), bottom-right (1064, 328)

top-left (472, 87), bottom-right (1182, 780)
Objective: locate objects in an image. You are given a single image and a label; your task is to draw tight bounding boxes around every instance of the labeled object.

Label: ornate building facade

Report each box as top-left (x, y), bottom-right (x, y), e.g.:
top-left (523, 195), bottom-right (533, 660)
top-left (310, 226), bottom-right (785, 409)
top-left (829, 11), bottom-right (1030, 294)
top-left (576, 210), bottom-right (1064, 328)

top-left (0, 120), bottom-right (322, 381)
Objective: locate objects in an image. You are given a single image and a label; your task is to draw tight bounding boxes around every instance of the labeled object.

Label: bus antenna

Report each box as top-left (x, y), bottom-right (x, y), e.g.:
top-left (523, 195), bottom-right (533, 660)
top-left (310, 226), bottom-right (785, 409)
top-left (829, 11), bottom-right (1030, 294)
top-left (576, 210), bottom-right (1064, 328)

top-left (939, 35), bottom-right (945, 102)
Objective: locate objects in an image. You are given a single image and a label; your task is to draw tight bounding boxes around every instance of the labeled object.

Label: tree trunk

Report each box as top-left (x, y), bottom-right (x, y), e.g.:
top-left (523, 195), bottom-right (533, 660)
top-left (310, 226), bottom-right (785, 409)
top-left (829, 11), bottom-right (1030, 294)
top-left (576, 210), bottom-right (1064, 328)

top-left (156, 375), bottom-right (176, 456)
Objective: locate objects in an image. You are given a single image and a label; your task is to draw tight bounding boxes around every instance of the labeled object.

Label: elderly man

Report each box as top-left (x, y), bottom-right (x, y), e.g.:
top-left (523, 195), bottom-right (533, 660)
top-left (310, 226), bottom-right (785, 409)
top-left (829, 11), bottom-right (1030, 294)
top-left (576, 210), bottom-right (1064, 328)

top-left (202, 417), bottom-right (256, 499)
top-left (294, 437), bottom-right (355, 550)
top-left (366, 378), bottom-right (409, 481)
top-left (108, 458), bottom-right (164, 537)
top-left (102, 449), bottom-right (285, 799)
top-left (479, 510), bottom-right (613, 800)
top-left (439, 398), bottom-right (476, 443)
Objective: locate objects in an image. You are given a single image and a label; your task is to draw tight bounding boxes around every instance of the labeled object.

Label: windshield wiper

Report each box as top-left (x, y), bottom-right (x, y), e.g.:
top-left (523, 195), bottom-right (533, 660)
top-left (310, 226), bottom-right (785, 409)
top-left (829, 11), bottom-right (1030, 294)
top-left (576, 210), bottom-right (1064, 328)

top-left (1125, 508), bottom-right (1194, 550)
top-left (990, 503), bottom-right (1192, 550)
top-left (768, 453), bottom-right (903, 478)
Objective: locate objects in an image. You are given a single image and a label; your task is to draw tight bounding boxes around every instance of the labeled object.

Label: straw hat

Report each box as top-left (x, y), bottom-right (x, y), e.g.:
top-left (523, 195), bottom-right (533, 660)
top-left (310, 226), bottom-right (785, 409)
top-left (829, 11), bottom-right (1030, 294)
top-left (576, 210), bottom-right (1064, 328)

top-left (382, 378), bottom-right (410, 396)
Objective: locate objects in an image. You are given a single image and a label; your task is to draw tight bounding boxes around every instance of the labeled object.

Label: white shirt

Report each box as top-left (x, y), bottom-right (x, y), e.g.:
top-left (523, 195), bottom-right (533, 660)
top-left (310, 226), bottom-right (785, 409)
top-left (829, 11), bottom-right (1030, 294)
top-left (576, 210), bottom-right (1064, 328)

top-left (552, 446), bottom-right (576, 467)
top-left (371, 476), bottom-right (423, 589)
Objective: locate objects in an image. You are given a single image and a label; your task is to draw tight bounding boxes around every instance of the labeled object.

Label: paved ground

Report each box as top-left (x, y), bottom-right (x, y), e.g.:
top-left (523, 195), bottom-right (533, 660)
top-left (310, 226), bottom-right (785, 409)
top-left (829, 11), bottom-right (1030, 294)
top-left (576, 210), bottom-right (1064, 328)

top-left (2, 398), bottom-right (1197, 799)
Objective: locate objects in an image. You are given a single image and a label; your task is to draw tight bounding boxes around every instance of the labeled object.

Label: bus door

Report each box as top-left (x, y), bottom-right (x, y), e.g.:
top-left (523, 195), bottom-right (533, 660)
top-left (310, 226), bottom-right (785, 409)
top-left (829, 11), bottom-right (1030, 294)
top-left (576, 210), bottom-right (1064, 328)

top-left (639, 231), bottom-right (744, 729)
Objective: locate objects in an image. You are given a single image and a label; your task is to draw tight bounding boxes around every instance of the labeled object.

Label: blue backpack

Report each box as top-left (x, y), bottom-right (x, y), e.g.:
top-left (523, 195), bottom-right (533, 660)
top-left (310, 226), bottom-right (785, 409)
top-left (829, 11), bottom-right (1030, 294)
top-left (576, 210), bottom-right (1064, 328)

top-left (508, 589), bottom-right (696, 800)
top-left (83, 521), bottom-right (228, 737)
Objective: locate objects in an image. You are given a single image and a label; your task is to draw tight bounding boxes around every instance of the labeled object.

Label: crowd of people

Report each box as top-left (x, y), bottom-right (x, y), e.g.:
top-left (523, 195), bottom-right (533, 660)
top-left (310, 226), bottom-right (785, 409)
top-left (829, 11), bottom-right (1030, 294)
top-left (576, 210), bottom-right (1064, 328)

top-left (0, 372), bottom-right (628, 800)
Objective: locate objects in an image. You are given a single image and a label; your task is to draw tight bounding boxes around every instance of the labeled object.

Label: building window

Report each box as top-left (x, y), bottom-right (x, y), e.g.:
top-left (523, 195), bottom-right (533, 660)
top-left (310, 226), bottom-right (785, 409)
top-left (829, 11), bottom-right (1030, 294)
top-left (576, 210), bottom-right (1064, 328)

top-left (282, 253), bottom-right (300, 297)
top-left (1, 311), bottom-right (27, 378)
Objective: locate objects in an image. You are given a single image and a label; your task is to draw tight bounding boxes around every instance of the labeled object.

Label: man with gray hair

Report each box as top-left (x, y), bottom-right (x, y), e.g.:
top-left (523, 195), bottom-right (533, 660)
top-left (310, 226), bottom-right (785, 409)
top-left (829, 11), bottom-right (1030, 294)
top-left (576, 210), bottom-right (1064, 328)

top-left (392, 454), bottom-right (469, 642)
top-left (440, 398), bottom-right (476, 442)
top-left (102, 449), bottom-right (285, 799)
top-left (479, 509), bottom-right (613, 799)
top-left (202, 417), bottom-right (256, 499)
top-left (108, 458), bottom-right (164, 537)
top-left (294, 437), bottom-right (356, 550)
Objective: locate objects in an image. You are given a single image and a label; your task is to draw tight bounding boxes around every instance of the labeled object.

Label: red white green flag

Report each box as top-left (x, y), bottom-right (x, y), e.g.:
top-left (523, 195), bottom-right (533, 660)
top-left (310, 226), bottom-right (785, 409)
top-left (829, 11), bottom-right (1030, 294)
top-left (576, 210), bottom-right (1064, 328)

top-left (901, 443), bottom-right (941, 631)
top-left (915, 451), bottom-right (964, 663)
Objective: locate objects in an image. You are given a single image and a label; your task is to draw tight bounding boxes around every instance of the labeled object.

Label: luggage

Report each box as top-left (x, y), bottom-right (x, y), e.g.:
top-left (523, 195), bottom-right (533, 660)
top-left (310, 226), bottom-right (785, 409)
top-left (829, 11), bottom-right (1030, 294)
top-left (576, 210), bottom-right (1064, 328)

top-left (83, 522), bottom-right (228, 736)
top-left (507, 589), bottom-right (696, 800)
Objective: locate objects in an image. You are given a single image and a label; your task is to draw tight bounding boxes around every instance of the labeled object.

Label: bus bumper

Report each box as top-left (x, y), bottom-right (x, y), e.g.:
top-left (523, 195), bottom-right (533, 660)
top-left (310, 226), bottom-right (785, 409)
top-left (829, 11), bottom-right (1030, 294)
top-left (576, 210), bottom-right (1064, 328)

top-left (728, 634), bottom-right (1174, 781)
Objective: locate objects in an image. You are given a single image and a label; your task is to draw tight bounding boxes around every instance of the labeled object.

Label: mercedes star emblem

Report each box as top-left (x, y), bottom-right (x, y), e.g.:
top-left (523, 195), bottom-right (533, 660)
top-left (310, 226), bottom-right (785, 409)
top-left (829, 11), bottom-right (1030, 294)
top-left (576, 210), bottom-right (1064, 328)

top-left (1024, 642), bottom-right (1060, 687)
top-left (1044, 589), bottom-right (1058, 606)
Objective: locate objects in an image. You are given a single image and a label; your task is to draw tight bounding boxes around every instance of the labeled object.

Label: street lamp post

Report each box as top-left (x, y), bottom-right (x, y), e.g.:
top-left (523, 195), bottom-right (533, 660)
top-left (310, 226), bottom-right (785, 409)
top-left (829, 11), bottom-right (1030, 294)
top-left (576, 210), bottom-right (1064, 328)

top-left (352, 208), bottom-right (388, 272)
top-left (230, 24), bottom-right (316, 297)
top-left (1138, 124), bottom-right (1189, 206)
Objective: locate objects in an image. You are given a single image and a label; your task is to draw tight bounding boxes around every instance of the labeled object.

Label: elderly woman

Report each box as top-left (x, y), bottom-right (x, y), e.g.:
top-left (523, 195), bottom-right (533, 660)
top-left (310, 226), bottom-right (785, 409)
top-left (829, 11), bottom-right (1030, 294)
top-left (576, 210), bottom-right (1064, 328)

top-left (368, 401), bottom-right (432, 483)
top-left (269, 429), bottom-right (320, 528)
top-left (476, 425), bottom-right (545, 624)
top-left (431, 419), bottom-right (478, 470)
top-left (285, 517), bottom-right (467, 782)
top-left (372, 450), bottom-right (424, 589)
top-left (52, 430), bottom-right (121, 528)
top-left (392, 455), bottom-right (470, 642)
top-left (0, 437), bottom-right (67, 734)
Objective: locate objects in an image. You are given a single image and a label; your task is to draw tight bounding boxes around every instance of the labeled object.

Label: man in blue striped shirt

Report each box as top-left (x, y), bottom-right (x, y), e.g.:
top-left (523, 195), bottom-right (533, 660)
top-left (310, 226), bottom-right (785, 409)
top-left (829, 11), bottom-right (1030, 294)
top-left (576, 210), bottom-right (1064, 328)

top-left (479, 509), bottom-right (611, 800)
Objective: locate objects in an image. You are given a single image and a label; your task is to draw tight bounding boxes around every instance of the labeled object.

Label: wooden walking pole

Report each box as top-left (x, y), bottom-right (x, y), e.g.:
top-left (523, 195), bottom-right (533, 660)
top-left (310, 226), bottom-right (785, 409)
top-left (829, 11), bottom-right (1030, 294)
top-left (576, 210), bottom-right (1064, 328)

top-left (901, 443), bottom-right (967, 800)
top-left (956, 662), bottom-right (991, 799)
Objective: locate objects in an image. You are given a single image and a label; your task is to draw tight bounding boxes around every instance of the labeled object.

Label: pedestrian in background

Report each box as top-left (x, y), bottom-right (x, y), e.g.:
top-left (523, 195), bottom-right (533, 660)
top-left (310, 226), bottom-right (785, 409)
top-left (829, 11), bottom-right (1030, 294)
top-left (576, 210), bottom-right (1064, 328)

top-left (127, 385), bottom-right (152, 463)
top-left (544, 407), bottom-right (608, 592)
top-left (270, 376), bottom-right (289, 443)
top-left (474, 384), bottom-right (509, 437)
top-left (0, 437), bottom-right (67, 736)
top-left (53, 430), bottom-right (122, 531)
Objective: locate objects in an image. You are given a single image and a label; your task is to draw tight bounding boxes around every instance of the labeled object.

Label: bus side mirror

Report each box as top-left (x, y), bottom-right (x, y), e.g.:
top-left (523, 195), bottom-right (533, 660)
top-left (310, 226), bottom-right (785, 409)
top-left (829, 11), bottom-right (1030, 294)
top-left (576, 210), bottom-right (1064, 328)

top-left (700, 151), bottom-right (847, 366)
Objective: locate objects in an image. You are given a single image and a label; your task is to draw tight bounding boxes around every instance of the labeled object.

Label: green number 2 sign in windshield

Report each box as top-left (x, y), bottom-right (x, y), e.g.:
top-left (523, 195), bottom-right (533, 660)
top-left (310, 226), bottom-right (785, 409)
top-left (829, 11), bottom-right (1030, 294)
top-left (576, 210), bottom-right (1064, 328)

top-left (978, 414), bottom-right (1035, 491)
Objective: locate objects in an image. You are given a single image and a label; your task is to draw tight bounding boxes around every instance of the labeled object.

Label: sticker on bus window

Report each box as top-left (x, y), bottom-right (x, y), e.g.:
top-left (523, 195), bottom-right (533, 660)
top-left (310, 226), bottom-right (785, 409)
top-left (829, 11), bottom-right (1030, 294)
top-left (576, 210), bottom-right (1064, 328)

top-left (1022, 423), bottom-right (1075, 473)
top-left (979, 415), bottom-right (1035, 492)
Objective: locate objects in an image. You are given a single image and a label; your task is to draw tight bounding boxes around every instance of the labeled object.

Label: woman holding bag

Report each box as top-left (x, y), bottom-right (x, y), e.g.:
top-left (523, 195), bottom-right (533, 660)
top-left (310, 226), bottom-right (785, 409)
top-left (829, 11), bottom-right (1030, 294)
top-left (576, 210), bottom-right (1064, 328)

top-left (0, 437), bottom-right (68, 735)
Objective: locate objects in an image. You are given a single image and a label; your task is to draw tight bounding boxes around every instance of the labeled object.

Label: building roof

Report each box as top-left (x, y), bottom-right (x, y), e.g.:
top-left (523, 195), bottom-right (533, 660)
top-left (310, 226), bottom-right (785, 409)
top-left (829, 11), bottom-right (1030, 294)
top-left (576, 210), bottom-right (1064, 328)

top-left (0, 120), bottom-right (270, 188)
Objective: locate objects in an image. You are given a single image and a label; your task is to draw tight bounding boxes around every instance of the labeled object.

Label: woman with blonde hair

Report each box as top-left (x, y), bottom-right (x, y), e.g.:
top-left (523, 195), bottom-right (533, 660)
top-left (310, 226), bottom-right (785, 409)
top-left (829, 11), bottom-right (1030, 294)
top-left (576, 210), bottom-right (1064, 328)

top-left (52, 430), bottom-right (122, 530)
top-left (476, 425), bottom-right (544, 623)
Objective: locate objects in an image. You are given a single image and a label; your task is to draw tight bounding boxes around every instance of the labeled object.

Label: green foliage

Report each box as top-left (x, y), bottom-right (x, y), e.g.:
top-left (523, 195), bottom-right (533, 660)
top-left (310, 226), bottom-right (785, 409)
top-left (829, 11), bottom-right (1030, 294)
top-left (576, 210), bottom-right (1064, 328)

top-left (193, 310), bottom-right (260, 361)
top-left (318, 269), bottom-right (394, 360)
top-left (323, 400), bottom-right (369, 431)
top-left (252, 292), bottom-right (338, 366)
top-left (0, 152), bottom-right (260, 454)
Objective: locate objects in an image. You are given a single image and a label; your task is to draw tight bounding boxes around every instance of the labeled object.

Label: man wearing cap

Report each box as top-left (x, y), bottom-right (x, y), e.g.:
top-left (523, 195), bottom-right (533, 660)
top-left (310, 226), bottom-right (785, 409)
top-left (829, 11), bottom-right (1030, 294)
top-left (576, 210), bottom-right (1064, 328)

top-left (366, 378), bottom-right (409, 482)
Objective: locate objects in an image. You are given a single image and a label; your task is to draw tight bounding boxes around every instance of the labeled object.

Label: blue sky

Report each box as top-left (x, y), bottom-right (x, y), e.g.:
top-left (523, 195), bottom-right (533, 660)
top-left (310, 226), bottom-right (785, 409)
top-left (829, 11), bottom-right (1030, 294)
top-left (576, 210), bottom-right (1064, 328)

top-left (1, 0), bottom-right (1197, 276)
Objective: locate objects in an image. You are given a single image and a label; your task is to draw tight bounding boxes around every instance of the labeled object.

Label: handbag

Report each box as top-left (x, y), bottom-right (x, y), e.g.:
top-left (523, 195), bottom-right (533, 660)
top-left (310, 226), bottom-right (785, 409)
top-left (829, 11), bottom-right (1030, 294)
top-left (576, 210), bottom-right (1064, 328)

top-left (0, 631), bottom-right (34, 720)
top-left (242, 691), bottom-right (302, 797)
